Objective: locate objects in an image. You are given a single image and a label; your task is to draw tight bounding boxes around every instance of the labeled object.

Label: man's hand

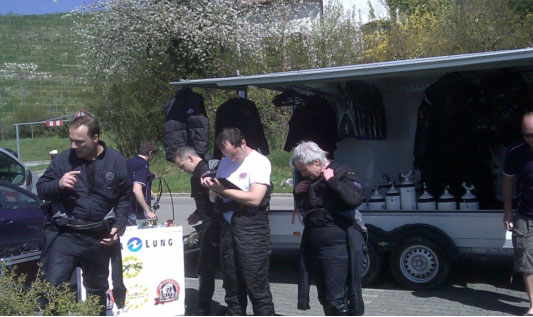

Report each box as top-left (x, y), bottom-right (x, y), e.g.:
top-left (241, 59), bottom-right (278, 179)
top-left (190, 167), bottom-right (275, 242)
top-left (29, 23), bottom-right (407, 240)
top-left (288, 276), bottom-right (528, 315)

top-left (322, 168), bottom-right (335, 181)
top-left (187, 213), bottom-right (200, 225)
top-left (59, 170), bottom-right (80, 189)
top-left (101, 227), bottom-right (118, 246)
top-left (504, 212), bottom-right (513, 231)
top-left (201, 177), bottom-right (225, 193)
top-left (294, 180), bottom-right (311, 194)
top-left (145, 209), bottom-right (157, 219)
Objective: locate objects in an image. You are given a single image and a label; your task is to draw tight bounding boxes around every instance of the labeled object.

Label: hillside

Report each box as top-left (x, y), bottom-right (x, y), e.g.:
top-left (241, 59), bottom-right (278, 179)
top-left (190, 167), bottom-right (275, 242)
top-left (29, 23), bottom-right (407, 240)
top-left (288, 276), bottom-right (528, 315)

top-left (0, 13), bottom-right (88, 138)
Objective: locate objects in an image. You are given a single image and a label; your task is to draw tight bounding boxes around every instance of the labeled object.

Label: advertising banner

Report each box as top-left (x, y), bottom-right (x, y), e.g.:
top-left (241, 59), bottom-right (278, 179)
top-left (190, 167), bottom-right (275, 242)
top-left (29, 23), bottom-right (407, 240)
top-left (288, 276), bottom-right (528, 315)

top-left (79, 226), bottom-right (185, 315)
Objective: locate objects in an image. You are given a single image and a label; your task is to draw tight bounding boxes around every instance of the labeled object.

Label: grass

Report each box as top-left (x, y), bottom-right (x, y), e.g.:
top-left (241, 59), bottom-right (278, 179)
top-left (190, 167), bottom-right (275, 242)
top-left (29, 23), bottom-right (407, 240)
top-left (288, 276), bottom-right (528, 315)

top-left (1, 135), bottom-right (294, 193)
top-left (0, 134), bottom-right (116, 162)
top-left (0, 13), bottom-right (89, 137)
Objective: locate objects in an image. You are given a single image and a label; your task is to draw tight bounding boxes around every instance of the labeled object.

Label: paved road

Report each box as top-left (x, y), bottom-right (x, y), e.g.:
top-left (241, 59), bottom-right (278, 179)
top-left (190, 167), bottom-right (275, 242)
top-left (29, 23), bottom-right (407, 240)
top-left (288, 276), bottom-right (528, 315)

top-left (183, 252), bottom-right (529, 316)
top-left (153, 194), bottom-right (294, 236)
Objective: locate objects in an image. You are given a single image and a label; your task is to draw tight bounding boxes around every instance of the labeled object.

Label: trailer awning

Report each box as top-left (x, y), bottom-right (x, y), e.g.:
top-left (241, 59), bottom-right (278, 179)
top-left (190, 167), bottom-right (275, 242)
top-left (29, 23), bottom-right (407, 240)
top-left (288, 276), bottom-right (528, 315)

top-left (170, 48), bottom-right (533, 93)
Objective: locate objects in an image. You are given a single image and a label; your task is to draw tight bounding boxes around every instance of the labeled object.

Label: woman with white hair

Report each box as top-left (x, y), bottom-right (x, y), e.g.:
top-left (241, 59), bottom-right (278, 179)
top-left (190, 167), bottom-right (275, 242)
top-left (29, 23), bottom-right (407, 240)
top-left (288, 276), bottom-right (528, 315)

top-left (291, 141), bottom-right (365, 316)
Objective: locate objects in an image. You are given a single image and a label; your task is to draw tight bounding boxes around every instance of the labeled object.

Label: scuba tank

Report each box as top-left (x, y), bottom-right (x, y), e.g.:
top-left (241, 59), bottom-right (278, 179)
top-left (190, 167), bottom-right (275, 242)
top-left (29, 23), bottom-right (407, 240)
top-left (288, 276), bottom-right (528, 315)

top-left (459, 182), bottom-right (479, 211)
top-left (358, 199), bottom-right (369, 211)
top-left (437, 185), bottom-right (457, 210)
top-left (385, 182), bottom-right (401, 210)
top-left (368, 187), bottom-right (386, 211)
top-left (400, 170), bottom-right (417, 210)
top-left (417, 183), bottom-right (436, 211)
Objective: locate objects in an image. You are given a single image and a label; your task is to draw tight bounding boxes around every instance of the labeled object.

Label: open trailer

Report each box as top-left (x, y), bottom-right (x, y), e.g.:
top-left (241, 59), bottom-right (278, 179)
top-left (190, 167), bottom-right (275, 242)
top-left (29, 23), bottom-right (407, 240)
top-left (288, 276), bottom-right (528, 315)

top-left (172, 48), bottom-right (533, 290)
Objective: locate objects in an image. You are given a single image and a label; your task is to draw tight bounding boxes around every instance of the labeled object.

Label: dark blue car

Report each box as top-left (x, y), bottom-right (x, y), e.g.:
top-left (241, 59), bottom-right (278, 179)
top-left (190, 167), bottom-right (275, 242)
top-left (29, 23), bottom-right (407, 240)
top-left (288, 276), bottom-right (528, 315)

top-left (0, 181), bottom-right (44, 256)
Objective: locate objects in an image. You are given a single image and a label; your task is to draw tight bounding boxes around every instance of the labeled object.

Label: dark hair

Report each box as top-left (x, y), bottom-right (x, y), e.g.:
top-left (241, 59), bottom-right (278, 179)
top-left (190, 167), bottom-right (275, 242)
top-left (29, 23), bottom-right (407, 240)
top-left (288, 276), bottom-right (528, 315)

top-left (174, 146), bottom-right (199, 162)
top-left (216, 127), bottom-right (244, 150)
top-left (70, 115), bottom-right (100, 138)
top-left (138, 141), bottom-right (159, 156)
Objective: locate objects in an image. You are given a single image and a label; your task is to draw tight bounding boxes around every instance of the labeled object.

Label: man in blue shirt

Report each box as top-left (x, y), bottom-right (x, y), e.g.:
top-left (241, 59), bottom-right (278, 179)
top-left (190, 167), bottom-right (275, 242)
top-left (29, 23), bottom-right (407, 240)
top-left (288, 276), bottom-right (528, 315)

top-left (127, 141), bottom-right (158, 224)
top-left (503, 112), bottom-right (533, 315)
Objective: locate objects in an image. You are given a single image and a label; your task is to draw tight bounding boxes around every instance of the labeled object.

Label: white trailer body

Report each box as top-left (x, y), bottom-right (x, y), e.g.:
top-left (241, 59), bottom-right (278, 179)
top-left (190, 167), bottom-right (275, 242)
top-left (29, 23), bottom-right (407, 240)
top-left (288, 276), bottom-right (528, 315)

top-left (172, 48), bottom-right (533, 289)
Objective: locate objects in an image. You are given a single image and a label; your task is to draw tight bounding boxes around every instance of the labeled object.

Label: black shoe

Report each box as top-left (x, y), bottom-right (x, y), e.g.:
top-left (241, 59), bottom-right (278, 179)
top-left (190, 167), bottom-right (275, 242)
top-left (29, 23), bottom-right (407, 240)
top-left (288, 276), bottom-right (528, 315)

top-left (193, 307), bottom-right (211, 316)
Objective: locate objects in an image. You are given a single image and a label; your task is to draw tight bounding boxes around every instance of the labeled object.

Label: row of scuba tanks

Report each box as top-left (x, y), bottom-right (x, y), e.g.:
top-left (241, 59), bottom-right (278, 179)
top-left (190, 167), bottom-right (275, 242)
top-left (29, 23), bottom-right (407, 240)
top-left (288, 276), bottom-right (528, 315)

top-left (359, 170), bottom-right (480, 211)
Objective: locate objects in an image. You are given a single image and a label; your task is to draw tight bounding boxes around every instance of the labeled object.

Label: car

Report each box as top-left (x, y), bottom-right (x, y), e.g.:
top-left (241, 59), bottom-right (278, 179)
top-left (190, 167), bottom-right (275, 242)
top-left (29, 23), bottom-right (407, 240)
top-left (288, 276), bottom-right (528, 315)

top-left (0, 181), bottom-right (44, 257)
top-left (0, 147), bottom-right (38, 193)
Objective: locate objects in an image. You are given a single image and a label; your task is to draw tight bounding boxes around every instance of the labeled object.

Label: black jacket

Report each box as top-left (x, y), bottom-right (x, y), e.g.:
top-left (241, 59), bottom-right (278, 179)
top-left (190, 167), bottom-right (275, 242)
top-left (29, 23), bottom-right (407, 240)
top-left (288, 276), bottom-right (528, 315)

top-left (295, 161), bottom-right (364, 228)
top-left (213, 98), bottom-right (269, 159)
top-left (191, 160), bottom-right (214, 221)
top-left (36, 143), bottom-right (132, 230)
top-left (163, 88), bottom-right (209, 161)
top-left (283, 94), bottom-right (338, 155)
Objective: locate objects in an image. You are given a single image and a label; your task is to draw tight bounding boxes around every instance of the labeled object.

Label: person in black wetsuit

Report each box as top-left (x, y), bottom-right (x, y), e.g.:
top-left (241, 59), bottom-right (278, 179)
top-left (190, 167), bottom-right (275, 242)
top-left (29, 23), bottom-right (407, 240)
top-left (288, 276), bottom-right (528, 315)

top-left (37, 115), bottom-right (132, 315)
top-left (291, 141), bottom-right (365, 316)
top-left (174, 146), bottom-right (219, 315)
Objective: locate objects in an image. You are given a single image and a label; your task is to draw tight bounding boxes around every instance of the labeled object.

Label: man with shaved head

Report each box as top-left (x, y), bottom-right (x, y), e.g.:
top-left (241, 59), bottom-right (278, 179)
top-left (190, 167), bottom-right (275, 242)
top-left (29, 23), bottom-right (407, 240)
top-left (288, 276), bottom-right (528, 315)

top-left (503, 112), bottom-right (533, 315)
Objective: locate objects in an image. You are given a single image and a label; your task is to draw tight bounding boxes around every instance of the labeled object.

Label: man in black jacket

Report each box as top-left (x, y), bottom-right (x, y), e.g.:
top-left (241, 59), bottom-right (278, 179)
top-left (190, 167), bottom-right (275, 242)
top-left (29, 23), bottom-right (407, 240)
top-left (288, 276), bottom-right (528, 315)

top-left (37, 116), bottom-right (132, 315)
top-left (174, 146), bottom-right (219, 315)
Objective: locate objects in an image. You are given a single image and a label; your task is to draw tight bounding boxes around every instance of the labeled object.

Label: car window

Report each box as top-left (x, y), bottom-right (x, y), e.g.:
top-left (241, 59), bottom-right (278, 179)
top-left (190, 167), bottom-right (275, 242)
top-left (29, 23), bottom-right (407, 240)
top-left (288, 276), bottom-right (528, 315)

top-left (0, 184), bottom-right (39, 210)
top-left (0, 152), bottom-right (25, 185)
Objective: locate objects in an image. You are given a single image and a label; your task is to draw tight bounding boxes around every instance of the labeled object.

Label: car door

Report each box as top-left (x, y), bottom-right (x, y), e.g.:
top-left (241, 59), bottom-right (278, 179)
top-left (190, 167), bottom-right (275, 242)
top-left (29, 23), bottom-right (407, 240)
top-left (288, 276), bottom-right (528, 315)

top-left (0, 182), bottom-right (44, 253)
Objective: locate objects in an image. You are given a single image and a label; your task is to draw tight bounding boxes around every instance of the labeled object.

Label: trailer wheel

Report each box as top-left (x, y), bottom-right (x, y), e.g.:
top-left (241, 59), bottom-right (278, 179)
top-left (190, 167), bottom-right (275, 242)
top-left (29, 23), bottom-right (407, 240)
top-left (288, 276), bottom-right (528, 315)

top-left (362, 242), bottom-right (382, 287)
top-left (390, 236), bottom-right (450, 290)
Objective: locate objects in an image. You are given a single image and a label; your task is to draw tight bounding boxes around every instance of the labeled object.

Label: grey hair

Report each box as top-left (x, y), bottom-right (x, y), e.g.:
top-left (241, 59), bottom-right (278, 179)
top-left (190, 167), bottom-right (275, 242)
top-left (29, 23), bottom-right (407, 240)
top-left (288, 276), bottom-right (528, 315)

top-left (174, 146), bottom-right (199, 162)
top-left (290, 141), bottom-right (328, 168)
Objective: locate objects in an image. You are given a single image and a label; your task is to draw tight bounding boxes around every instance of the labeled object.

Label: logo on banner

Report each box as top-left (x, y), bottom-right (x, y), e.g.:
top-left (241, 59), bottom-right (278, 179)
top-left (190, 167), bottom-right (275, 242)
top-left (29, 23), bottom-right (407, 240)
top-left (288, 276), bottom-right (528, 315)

top-left (125, 283), bottom-right (149, 310)
top-left (154, 279), bottom-right (180, 305)
top-left (123, 255), bottom-right (143, 279)
top-left (127, 237), bottom-right (142, 252)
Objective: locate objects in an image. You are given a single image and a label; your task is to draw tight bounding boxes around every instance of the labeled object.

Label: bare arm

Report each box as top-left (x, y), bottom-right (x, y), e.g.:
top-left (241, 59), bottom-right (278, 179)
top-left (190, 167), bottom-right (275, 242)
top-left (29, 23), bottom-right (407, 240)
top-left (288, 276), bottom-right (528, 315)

top-left (502, 174), bottom-right (515, 230)
top-left (133, 182), bottom-right (156, 218)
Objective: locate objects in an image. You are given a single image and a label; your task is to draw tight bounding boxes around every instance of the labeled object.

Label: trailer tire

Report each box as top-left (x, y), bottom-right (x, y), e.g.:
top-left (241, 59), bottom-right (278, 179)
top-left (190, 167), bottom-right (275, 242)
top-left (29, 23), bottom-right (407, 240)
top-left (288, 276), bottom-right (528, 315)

top-left (390, 236), bottom-right (450, 290)
top-left (362, 242), bottom-right (382, 287)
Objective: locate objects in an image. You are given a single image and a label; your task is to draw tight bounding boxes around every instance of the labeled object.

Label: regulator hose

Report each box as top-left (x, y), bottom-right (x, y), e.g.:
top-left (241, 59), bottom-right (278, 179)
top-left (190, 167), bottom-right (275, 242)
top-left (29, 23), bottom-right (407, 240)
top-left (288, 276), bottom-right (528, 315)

top-left (151, 176), bottom-right (175, 221)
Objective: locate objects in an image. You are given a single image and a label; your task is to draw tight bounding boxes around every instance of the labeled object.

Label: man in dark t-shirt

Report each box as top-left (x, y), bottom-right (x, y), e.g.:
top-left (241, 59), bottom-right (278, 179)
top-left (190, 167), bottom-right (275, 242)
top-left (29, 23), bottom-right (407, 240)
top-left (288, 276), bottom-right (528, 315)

top-left (503, 112), bottom-right (533, 315)
top-left (174, 146), bottom-right (218, 315)
top-left (127, 141), bottom-right (158, 224)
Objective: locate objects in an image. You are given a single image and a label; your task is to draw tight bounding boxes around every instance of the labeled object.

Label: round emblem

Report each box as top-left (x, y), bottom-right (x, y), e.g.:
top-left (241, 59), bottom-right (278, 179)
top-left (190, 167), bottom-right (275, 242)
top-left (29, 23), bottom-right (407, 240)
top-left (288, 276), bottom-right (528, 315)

top-left (154, 279), bottom-right (180, 305)
top-left (106, 172), bottom-right (115, 181)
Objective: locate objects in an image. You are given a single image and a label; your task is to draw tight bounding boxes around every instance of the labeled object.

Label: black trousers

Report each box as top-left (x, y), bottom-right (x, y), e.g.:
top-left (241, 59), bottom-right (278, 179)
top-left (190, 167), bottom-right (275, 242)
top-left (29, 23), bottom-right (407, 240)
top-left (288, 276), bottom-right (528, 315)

top-left (219, 218), bottom-right (275, 315)
top-left (196, 220), bottom-right (220, 313)
top-left (41, 226), bottom-right (111, 315)
top-left (305, 225), bottom-right (364, 316)
top-left (107, 238), bottom-right (126, 309)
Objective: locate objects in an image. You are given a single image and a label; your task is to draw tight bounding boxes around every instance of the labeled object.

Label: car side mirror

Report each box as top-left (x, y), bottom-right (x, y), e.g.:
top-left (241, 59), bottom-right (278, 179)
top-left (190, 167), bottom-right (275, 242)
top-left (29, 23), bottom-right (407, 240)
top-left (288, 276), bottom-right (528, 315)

top-left (25, 169), bottom-right (32, 186)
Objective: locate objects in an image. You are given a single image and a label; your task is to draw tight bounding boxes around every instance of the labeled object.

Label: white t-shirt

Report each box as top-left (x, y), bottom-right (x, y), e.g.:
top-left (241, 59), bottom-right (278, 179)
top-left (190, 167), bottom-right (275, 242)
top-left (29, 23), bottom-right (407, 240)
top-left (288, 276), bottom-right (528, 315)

top-left (216, 150), bottom-right (271, 223)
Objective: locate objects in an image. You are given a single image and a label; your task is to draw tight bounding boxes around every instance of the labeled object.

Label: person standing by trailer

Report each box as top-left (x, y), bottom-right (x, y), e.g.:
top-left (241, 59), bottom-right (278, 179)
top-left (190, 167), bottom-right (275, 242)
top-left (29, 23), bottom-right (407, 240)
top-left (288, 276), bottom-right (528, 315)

top-left (174, 146), bottom-right (219, 315)
top-left (201, 127), bottom-right (275, 316)
top-left (36, 115), bottom-right (132, 315)
top-left (503, 112), bottom-right (533, 316)
top-left (127, 141), bottom-right (158, 224)
top-left (291, 141), bottom-right (366, 316)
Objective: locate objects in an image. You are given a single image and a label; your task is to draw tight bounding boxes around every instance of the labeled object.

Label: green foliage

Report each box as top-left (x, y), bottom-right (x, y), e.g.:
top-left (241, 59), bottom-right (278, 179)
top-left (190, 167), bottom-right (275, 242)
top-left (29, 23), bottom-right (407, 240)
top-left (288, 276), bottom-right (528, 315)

top-left (0, 264), bottom-right (101, 315)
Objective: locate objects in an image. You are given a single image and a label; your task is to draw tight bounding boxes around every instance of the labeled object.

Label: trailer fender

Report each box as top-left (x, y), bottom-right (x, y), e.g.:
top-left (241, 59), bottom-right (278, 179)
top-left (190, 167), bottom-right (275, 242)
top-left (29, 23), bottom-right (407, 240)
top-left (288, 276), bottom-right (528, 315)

top-left (391, 224), bottom-right (458, 260)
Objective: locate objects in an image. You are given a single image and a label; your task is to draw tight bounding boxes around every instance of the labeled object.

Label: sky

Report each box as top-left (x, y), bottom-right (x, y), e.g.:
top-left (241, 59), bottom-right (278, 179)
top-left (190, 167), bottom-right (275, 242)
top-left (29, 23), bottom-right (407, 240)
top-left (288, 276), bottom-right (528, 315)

top-left (0, 0), bottom-right (98, 15)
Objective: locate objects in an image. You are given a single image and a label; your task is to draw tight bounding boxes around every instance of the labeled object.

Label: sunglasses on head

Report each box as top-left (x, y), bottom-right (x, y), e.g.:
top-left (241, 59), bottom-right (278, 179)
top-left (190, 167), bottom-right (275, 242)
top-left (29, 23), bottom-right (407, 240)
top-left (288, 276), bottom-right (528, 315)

top-left (523, 133), bottom-right (533, 138)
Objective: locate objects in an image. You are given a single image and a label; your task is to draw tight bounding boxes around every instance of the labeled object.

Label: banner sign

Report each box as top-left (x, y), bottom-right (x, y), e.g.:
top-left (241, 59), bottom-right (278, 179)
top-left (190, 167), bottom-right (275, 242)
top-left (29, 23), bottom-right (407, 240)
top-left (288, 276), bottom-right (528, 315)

top-left (79, 226), bottom-right (185, 315)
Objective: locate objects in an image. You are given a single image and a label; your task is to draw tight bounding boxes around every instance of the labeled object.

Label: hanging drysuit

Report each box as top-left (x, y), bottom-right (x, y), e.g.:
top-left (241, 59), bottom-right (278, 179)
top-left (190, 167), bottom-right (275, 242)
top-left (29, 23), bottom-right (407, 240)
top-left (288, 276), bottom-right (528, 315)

top-left (413, 72), bottom-right (496, 207)
top-left (295, 161), bottom-right (365, 316)
top-left (274, 90), bottom-right (338, 156)
top-left (163, 88), bottom-right (209, 162)
top-left (213, 97), bottom-right (269, 159)
top-left (336, 81), bottom-right (387, 140)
